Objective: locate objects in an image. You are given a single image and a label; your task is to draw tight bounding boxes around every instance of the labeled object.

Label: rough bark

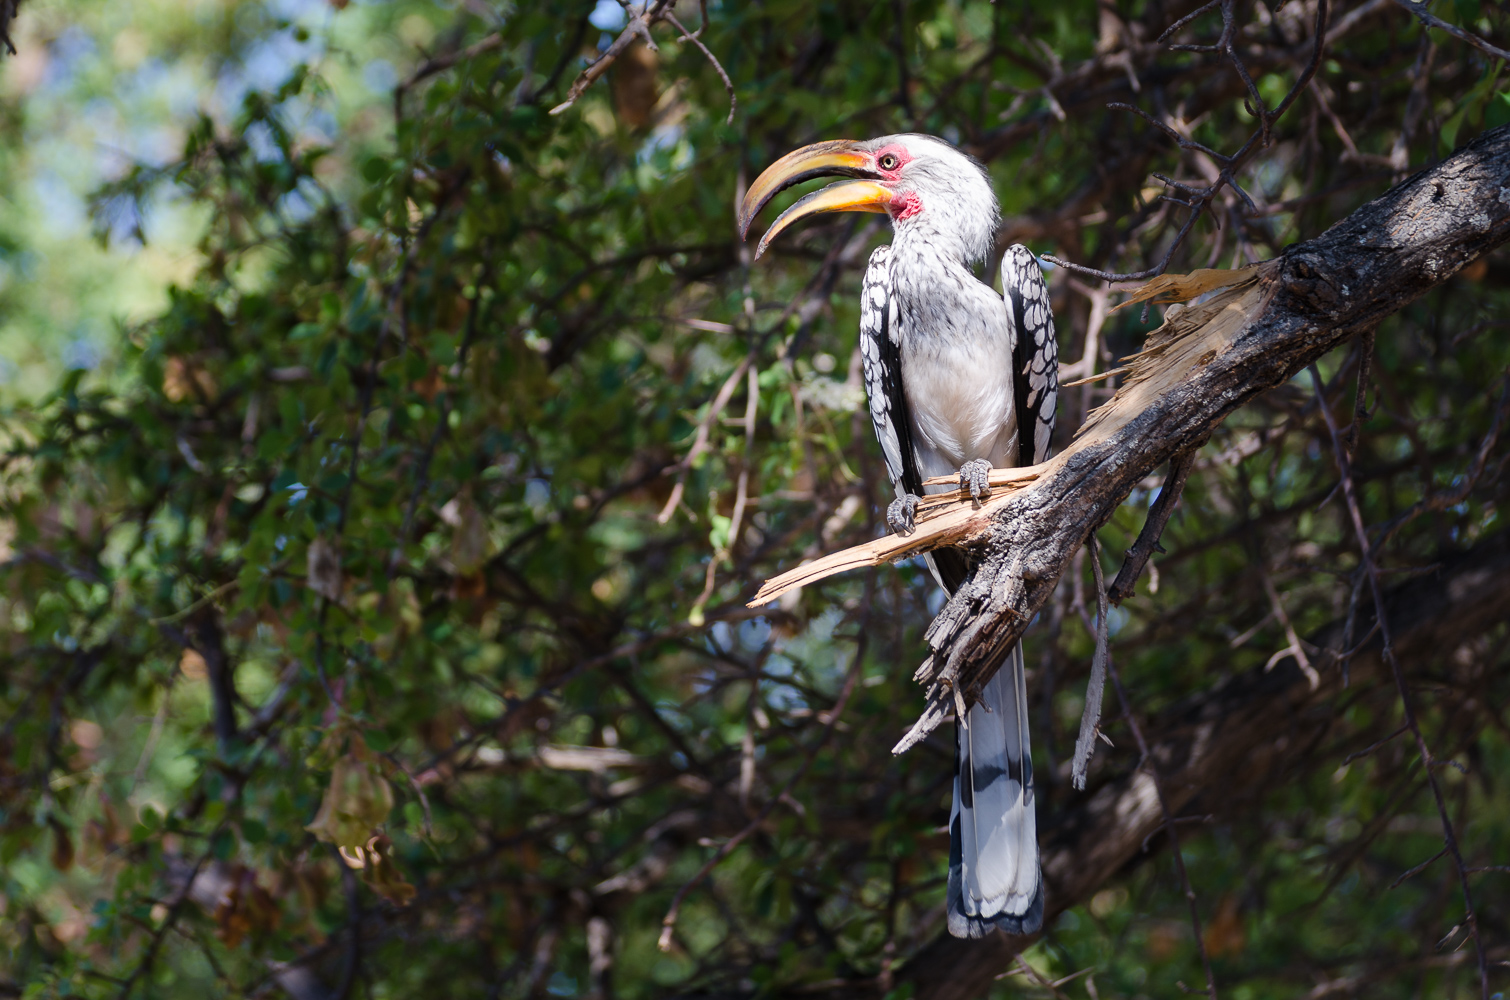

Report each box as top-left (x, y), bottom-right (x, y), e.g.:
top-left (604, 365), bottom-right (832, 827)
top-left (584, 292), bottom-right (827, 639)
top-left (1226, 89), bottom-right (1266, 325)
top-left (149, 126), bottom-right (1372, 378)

top-left (729, 124), bottom-right (1510, 1000)
top-left (801, 532), bottom-right (1510, 1000)
top-left (903, 123), bottom-right (1510, 750)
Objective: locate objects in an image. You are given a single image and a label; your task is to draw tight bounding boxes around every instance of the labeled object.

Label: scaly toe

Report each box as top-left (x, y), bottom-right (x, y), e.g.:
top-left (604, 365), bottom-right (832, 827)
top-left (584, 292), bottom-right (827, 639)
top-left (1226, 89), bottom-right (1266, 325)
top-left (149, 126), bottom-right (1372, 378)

top-left (960, 459), bottom-right (993, 501)
top-left (886, 494), bottom-right (920, 535)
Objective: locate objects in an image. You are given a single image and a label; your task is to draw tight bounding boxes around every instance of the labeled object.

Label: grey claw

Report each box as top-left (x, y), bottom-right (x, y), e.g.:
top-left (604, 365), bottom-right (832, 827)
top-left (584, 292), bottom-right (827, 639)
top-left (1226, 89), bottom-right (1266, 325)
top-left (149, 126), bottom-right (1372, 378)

top-left (887, 493), bottom-right (921, 535)
top-left (960, 458), bottom-right (993, 501)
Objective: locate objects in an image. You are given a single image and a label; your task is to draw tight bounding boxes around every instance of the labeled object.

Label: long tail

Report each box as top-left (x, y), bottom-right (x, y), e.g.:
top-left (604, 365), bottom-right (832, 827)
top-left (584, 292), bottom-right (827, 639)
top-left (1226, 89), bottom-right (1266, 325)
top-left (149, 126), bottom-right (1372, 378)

top-left (947, 642), bottom-right (1043, 937)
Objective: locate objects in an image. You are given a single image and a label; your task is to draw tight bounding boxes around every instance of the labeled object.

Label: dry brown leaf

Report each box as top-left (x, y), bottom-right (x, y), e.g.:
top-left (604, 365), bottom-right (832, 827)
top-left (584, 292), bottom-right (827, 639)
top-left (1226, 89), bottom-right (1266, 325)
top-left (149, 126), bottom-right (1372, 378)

top-left (162, 356), bottom-right (218, 402)
top-left (306, 538), bottom-right (343, 602)
top-left (306, 753), bottom-right (394, 851)
top-left (215, 868), bottom-right (282, 947)
top-left (360, 834), bottom-right (417, 906)
top-left (448, 495), bottom-right (492, 576)
top-left (49, 818), bottom-right (74, 872)
top-left (611, 39), bottom-right (659, 128)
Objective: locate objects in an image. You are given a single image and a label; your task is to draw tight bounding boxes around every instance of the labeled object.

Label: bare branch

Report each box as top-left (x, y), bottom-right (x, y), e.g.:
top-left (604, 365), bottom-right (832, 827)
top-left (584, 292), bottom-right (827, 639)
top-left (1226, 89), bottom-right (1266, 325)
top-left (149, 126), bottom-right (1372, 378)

top-left (892, 124), bottom-right (1510, 752)
top-left (1108, 447), bottom-right (1198, 604)
top-left (550, 0), bottom-right (675, 117)
top-left (0, 0), bottom-right (20, 57)
top-left (1387, 0), bottom-right (1510, 64)
top-left (665, 10), bottom-right (737, 124)
top-left (1309, 364), bottom-right (1491, 998)
top-left (788, 532), bottom-right (1510, 1000)
top-left (1050, 0), bottom-right (1330, 282)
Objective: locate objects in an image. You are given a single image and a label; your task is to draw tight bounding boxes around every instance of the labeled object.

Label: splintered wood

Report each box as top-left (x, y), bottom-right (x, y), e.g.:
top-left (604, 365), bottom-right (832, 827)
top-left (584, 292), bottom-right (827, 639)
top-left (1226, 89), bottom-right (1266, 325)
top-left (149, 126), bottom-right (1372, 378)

top-left (1073, 266), bottom-right (1270, 449)
top-left (1109, 263), bottom-right (1261, 312)
top-left (745, 465), bottom-right (1049, 607)
top-left (747, 263), bottom-right (1278, 754)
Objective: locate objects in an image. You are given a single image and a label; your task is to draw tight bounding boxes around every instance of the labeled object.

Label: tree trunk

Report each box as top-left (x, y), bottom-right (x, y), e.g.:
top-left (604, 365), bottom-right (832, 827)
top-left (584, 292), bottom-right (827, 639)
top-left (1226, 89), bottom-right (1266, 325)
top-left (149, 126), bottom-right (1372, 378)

top-left (900, 123), bottom-right (1510, 752)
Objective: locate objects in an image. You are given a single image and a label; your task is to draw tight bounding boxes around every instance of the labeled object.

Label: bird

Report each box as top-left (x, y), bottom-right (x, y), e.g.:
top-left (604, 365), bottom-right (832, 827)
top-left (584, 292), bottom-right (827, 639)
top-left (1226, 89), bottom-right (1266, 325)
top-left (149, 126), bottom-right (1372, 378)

top-left (738, 134), bottom-right (1058, 938)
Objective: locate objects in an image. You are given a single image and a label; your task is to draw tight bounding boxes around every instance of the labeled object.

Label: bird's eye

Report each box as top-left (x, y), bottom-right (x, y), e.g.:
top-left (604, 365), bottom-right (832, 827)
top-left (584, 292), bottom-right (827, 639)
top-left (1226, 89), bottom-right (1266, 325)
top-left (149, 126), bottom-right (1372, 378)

top-left (878, 153), bottom-right (899, 171)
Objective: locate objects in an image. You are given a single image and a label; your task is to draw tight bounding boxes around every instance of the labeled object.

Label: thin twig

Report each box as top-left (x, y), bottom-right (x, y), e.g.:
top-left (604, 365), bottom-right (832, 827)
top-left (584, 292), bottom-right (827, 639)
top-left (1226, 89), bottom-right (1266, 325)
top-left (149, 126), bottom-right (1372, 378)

top-left (1346, 328), bottom-right (1376, 458)
top-left (1308, 365), bottom-right (1490, 1000)
top-left (1104, 641), bottom-right (1220, 999)
top-left (1048, 0), bottom-right (1329, 283)
top-left (1109, 448), bottom-right (1198, 603)
top-left (1071, 533), bottom-right (1111, 790)
top-left (657, 356), bottom-right (752, 524)
top-left (1259, 567), bottom-right (1320, 690)
top-left (657, 579), bottom-right (870, 951)
top-left (1342, 723), bottom-right (1409, 765)
top-left (392, 292), bottom-right (487, 567)
top-left (550, 0), bottom-right (674, 116)
top-left (1386, 0), bottom-right (1510, 64)
top-left (1389, 847), bottom-right (1448, 889)
top-left (665, 11), bottom-right (737, 124)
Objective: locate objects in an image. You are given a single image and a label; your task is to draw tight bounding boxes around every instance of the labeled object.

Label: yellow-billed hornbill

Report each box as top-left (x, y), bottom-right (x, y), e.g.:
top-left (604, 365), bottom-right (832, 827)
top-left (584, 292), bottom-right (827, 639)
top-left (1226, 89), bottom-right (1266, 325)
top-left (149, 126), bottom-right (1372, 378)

top-left (739, 135), bottom-right (1058, 938)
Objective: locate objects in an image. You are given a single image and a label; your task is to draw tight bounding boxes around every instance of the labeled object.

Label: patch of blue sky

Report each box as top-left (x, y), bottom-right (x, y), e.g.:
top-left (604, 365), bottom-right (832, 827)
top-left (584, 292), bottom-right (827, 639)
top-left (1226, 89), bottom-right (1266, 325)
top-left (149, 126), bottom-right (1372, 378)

top-left (709, 619), bottom-right (733, 653)
top-left (98, 193), bottom-right (145, 247)
top-left (39, 26), bottom-right (97, 96)
top-left (279, 179), bottom-right (323, 225)
top-left (765, 654), bottom-right (794, 678)
top-left (640, 122), bottom-right (684, 161)
top-left (736, 617), bottom-right (771, 653)
top-left (62, 335), bottom-right (102, 371)
top-left (267, 0), bottom-right (327, 20)
top-left (775, 605), bottom-right (844, 665)
top-left (291, 103), bottom-right (338, 145)
top-left (119, 58), bottom-right (202, 126)
top-left (524, 478), bottom-right (551, 509)
top-left (31, 172), bottom-right (88, 236)
top-left (764, 680), bottom-right (807, 715)
top-left (141, 60), bottom-right (205, 121)
top-left (362, 58), bottom-right (398, 95)
top-left (217, 29), bottom-right (324, 114)
top-left (637, 120), bottom-right (695, 183)
top-left (245, 120), bottom-right (283, 162)
top-left (589, 0), bottom-right (627, 31)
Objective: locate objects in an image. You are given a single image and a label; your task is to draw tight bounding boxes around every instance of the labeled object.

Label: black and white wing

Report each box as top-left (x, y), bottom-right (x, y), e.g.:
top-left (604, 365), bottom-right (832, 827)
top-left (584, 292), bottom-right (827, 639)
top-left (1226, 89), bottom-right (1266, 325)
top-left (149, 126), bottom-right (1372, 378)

top-left (1001, 245), bottom-right (1058, 466)
top-left (859, 245), bottom-right (922, 497)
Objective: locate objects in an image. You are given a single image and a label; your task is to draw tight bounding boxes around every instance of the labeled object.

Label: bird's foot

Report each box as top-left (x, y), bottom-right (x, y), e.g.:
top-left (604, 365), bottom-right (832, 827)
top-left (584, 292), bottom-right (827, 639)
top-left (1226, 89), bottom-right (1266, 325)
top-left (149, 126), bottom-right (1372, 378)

top-left (959, 459), bottom-right (993, 502)
top-left (887, 493), bottom-right (921, 535)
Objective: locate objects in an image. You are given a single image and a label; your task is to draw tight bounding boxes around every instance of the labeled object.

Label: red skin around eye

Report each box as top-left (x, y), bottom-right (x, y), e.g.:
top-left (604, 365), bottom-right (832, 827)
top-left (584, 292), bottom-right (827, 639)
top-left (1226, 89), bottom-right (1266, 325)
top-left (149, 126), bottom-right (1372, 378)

top-left (873, 144), bottom-right (913, 180)
top-left (872, 144), bottom-right (921, 219)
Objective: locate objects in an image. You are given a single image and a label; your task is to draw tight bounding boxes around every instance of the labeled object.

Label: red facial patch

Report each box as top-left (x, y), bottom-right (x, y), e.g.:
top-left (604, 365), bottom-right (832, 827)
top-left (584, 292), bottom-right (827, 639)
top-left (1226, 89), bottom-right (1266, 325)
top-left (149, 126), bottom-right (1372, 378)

top-left (873, 143), bottom-right (913, 181)
top-left (891, 190), bottom-right (923, 220)
top-left (873, 144), bottom-right (919, 218)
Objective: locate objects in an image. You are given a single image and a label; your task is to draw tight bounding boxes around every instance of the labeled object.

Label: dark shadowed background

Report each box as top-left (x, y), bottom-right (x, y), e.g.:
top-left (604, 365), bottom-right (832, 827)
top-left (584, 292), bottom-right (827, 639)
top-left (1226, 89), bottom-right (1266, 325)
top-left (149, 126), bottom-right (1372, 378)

top-left (0, 0), bottom-right (1507, 997)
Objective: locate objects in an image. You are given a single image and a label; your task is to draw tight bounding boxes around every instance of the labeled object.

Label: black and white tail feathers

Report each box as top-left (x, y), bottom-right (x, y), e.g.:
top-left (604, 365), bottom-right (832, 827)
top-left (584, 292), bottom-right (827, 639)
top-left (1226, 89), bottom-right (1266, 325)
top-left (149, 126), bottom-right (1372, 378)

top-left (947, 643), bottom-right (1044, 937)
top-left (858, 241), bottom-right (1054, 938)
top-left (946, 246), bottom-right (1055, 937)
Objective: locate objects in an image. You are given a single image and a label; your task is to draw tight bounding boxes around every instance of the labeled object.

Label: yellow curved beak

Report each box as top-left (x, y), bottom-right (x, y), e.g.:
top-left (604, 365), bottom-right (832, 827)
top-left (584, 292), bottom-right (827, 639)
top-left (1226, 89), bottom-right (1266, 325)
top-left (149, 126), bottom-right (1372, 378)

top-left (750, 179), bottom-right (894, 259)
top-left (738, 140), bottom-right (891, 259)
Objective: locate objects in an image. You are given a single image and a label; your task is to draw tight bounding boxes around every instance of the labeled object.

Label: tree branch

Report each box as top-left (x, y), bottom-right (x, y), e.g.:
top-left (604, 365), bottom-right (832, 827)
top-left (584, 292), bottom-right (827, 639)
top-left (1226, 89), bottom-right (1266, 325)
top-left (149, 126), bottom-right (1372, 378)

top-left (756, 531), bottom-right (1510, 1000)
top-left (0, 0), bottom-right (20, 57)
top-left (1107, 445), bottom-right (1199, 604)
top-left (899, 123), bottom-right (1510, 752)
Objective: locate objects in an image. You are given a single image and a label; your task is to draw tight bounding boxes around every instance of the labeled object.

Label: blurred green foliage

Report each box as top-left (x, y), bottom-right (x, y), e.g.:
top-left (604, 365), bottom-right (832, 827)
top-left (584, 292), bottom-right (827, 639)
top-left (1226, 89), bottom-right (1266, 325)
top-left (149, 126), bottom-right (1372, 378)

top-left (0, 0), bottom-right (1507, 998)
